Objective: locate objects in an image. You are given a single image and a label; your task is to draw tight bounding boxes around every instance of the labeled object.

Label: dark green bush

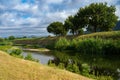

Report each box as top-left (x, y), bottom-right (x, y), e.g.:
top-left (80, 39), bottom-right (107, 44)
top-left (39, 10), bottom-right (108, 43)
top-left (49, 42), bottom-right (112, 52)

top-left (8, 36), bottom-right (15, 40)
top-left (9, 48), bottom-right (22, 55)
top-left (102, 41), bottom-right (120, 55)
top-left (66, 63), bottom-right (80, 73)
top-left (81, 63), bottom-right (90, 76)
top-left (54, 38), bottom-right (120, 55)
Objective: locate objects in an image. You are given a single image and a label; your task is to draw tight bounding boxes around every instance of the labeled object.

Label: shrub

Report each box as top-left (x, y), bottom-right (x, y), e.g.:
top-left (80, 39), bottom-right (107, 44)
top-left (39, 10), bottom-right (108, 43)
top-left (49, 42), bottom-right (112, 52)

top-left (8, 36), bottom-right (15, 40)
top-left (81, 63), bottom-right (90, 76)
top-left (48, 60), bottom-right (56, 67)
top-left (66, 63), bottom-right (80, 73)
top-left (58, 63), bottom-right (65, 69)
top-left (55, 38), bottom-right (70, 50)
top-left (102, 41), bottom-right (120, 55)
top-left (8, 48), bottom-right (22, 55)
top-left (24, 53), bottom-right (39, 62)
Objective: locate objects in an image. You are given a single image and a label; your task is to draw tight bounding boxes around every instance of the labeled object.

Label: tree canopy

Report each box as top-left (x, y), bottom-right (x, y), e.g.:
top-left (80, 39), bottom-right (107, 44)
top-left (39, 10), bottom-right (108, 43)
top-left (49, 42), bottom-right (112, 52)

top-left (47, 22), bottom-right (67, 36)
top-left (47, 2), bottom-right (118, 36)
top-left (76, 3), bottom-right (118, 32)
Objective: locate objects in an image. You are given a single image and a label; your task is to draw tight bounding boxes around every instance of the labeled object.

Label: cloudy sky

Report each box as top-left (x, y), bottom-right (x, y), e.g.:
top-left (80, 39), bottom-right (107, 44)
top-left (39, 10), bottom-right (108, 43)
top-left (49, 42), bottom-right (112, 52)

top-left (0, 0), bottom-right (120, 37)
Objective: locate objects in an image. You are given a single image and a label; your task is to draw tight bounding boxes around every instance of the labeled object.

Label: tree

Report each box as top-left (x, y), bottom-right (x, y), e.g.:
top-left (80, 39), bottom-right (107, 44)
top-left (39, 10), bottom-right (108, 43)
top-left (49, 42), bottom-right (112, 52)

top-left (8, 36), bottom-right (15, 40)
top-left (47, 22), bottom-right (67, 36)
top-left (76, 3), bottom-right (118, 32)
top-left (64, 16), bottom-right (75, 35)
top-left (64, 16), bottom-right (83, 35)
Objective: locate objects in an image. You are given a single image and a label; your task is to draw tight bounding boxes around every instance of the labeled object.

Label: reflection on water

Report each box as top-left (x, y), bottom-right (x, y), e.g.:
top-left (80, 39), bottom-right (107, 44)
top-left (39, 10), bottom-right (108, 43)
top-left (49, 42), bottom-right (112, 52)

top-left (22, 51), bottom-right (54, 64)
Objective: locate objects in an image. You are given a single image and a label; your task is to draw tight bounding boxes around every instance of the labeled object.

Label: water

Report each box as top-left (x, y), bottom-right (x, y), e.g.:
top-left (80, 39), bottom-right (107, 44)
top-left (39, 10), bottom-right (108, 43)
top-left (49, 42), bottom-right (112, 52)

top-left (22, 51), bottom-right (54, 64)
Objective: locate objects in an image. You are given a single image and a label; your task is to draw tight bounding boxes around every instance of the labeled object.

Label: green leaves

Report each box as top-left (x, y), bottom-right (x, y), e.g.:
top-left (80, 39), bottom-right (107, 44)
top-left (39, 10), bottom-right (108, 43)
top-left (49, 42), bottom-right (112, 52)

top-left (76, 2), bottom-right (118, 32)
top-left (47, 22), bottom-right (67, 36)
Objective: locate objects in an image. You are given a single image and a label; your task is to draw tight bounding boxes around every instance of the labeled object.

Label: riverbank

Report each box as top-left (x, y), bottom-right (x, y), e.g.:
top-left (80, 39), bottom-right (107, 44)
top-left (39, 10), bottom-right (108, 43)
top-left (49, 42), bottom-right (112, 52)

top-left (0, 50), bottom-right (91, 80)
top-left (23, 48), bottom-right (50, 52)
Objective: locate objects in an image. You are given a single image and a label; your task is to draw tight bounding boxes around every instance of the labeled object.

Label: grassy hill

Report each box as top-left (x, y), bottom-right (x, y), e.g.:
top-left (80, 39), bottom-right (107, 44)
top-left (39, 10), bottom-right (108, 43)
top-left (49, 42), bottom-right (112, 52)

top-left (14, 31), bottom-right (120, 47)
top-left (0, 51), bottom-right (91, 80)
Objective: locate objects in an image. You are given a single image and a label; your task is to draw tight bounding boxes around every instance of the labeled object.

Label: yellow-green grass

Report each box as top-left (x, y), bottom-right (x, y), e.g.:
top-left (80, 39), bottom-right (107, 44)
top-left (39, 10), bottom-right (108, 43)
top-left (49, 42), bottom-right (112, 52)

top-left (14, 31), bottom-right (120, 47)
top-left (0, 51), bottom-right (91, 80)
top-left (77, 31), bottom-right (120, 40)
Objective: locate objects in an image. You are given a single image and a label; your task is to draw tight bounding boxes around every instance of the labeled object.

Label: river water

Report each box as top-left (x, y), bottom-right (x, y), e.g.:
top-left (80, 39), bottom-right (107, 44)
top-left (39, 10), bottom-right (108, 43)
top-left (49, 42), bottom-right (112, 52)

top-left (22, 51), bottom-right (54, 64)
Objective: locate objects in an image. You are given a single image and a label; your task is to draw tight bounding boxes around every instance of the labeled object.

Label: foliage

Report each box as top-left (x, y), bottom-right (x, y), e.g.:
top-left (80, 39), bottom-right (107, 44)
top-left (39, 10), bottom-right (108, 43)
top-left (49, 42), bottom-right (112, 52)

top-left (81, 63), bottom-right (90, 76)
top-left (47, 22), bottom-right (67, 36)
top-left (76, 3), bottom-right (118, 32)
top-left (0, 38), bottom-right (4, 42)
top-left (48, 60), bottom-right (56, 67)
top-left (66, 63), bottom-right (80, 73)
top-left (8, 48), bottom-right (22, 55)
top-left (63, 3), bottom-right (118, 36)
top-left (8, 36), bottom-right (15, 40)
top-left (54, 37), bottom-right (120, 56)
top-left (0, 46), bottom-right (12, 52)
top-left (24, 53), bottom-right (39, 62)
top-left (58, 63), bottom-right (65, 69)
top-left (50, 51), bottom-right (119, 80)
top-left (54, 38), bottom-right (70, 51)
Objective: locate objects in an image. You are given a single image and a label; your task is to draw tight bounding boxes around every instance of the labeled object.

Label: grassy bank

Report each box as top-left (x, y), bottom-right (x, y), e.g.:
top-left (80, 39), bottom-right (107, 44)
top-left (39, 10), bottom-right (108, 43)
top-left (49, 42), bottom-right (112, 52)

top-left (0, 51), bottom-right (91, 80)
top-left (13, 31), bottom-right (120, 48)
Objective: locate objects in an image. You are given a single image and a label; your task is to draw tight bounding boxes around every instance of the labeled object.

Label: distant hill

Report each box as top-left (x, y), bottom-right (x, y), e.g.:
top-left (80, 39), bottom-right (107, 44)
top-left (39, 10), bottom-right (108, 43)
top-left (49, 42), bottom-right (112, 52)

top-left (114, 21), bottom-right (120, 30)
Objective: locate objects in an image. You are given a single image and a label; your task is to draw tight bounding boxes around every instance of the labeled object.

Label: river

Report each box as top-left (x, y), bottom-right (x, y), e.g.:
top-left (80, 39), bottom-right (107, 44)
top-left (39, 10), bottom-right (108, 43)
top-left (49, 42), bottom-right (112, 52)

top-left (22, 51), bottom-right (54, 64)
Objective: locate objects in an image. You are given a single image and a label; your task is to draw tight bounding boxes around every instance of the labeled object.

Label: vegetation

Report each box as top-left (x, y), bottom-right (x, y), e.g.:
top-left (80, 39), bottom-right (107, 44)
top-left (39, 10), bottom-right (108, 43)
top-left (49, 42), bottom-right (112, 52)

top-left (46, 31), bottom-right (120, 80)
top-left (54, 37), bottom-right (120, 55)
top-left (48, 51), bottom-right (120, 80)
top-left (47, 3), bottom-right (118, 36)
top-left (25, 53), bottom-right (39, 62)
top-left (0, 51), bottom-right (91, 80)
top-left (8, 36), bottom-right (15, 40)
top-left (75, 3), bottom-right (118, 32)
top-left (0, 2), bottom-right (119, 80)
top-left (47, 22), bottom-right (67, 36)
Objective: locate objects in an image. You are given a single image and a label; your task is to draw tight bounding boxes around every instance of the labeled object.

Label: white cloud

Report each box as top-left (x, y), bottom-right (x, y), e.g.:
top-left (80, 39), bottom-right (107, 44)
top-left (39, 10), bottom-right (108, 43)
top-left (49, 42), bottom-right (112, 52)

top-left (0, 0), bottom-right (120, 37)
top-left (116, 5), bottom-right (120, 19)
top-left (45, 0), bottom-right (64, 4)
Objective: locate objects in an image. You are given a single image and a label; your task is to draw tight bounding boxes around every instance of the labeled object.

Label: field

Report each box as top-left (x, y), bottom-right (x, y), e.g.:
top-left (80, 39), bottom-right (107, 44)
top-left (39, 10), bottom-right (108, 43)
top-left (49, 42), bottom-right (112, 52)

top-left (0, 51), bottom-right (91, 80)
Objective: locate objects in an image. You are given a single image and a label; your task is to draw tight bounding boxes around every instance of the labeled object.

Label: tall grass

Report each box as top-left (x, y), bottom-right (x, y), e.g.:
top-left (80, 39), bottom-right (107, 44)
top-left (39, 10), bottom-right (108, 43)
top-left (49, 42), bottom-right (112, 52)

top-left (55, 38), bottom-right (70, 51)
top-left (54, 37), bottom-right (120, 55)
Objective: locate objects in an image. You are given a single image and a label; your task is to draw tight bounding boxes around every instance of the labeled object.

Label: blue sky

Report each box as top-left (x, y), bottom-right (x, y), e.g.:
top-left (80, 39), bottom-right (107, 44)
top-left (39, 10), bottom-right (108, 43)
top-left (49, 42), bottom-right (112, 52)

top-left (0, 0), bottom-right (120, 37)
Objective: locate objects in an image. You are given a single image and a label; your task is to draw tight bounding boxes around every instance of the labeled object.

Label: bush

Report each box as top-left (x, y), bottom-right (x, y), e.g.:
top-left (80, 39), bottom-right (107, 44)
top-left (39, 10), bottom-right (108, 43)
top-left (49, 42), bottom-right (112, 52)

top-left (66, 63), bottom-right (80, 73)
top-left (58, 63), bottom-right (65, 69)
top-left (81, 63), bottom-right (90, 76)
top-left (48, 60), bottom-right (56, 67)
top-left (0, 38), bottom-right (4, 42)
top-left (54, 37), bottom-right (120, 56)
top-left (55, 38), bottom-right (70, 50)
top-left (8, 36), bottom-right (15, 40)
top-left (24, 53), bottom-right (39, 62)
top-left (102, 41), bottom-right (120, 55)
top-left (8, 48), bottom-right (22, 55)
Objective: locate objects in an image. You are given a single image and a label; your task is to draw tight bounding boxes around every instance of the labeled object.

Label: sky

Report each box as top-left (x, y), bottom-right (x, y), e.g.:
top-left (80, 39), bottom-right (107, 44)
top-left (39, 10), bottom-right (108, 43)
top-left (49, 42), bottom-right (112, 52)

top-left (0, 0), bottom-right (120, 37)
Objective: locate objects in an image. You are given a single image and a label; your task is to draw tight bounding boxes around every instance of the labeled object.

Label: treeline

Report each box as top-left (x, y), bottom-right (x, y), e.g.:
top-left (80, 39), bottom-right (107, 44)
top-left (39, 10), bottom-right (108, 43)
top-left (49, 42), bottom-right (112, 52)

top-left (47, 2), bottom-right (118, 36)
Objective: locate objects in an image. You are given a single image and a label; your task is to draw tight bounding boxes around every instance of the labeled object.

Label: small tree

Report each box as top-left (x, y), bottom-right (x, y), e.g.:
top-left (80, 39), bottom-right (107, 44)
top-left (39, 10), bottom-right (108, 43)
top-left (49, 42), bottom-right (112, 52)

top-left (8, 36), bottom-right (15, 40)
top-left (47, 22), bottom-right (67, 36)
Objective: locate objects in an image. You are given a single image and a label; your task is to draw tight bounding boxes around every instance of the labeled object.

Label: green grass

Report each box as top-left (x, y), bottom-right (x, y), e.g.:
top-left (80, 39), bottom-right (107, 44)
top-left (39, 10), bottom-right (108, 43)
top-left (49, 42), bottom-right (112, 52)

top-left (0, 51), bottom-right (91, 80)
top-left (13, 31), bottom-right (120, 48)
top-left (0, 45), bottom-right (12, 52)
top-left (77, 31), bottom-right (120, 40)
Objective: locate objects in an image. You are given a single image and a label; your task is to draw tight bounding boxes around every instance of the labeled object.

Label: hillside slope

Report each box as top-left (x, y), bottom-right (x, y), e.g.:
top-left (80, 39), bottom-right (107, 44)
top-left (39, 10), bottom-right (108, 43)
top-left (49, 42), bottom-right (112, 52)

top-left (14, 31), bottom-right (120, 46)
top-left (0, 51), bottom-right (91, 80)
